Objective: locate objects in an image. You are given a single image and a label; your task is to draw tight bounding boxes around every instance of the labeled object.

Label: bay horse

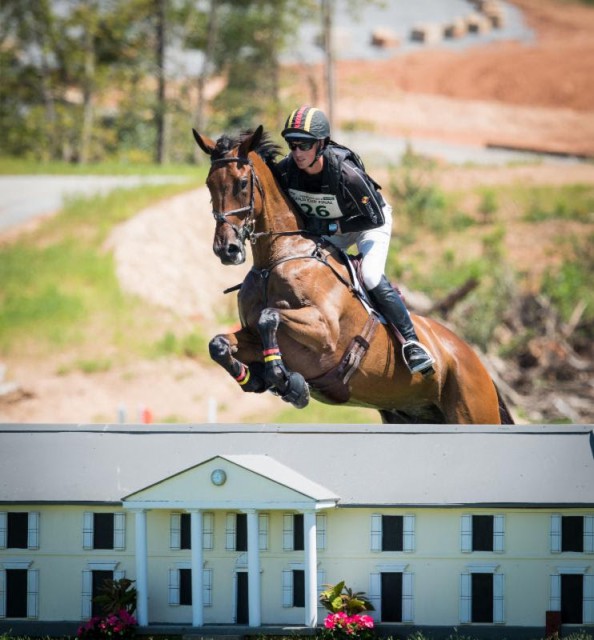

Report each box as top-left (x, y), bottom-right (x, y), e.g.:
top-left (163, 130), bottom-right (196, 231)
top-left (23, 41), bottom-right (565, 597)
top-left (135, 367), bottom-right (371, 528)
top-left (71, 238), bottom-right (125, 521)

top-left (192, 126), bottom-right (514, 424)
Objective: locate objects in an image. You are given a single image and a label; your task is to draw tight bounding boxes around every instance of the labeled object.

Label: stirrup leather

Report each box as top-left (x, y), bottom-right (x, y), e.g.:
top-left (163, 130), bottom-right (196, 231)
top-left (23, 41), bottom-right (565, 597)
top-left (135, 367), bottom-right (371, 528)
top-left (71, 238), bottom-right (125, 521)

top-left (402, 340), bottom-right (436, 374)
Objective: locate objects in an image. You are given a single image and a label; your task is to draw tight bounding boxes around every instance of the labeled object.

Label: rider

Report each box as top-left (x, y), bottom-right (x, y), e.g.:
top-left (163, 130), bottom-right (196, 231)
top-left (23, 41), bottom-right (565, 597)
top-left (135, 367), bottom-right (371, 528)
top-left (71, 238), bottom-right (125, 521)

top-left (276, 105), bottom-right (435, 375)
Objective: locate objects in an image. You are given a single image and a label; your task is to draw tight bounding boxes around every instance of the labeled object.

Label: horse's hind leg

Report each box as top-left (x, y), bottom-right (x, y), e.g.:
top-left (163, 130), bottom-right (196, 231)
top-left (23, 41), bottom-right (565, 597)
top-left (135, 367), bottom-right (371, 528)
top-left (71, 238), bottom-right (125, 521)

top-left (441, 369), bottom-right (502, 424)
top-left (257, 308), bottom-right (310, 409)
top-left (209, 334), bottom-right (267, 394)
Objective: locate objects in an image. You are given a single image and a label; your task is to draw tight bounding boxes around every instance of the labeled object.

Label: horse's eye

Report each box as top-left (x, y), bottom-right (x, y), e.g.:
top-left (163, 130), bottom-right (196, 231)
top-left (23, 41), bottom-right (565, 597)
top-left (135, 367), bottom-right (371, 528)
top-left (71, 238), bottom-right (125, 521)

top-left (240, 177), bottom-right (248, 191)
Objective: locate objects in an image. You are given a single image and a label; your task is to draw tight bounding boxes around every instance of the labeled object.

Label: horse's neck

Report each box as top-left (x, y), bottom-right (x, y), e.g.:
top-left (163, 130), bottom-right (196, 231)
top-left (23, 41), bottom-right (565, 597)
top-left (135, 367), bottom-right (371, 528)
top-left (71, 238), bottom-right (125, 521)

top-left (251, 159), bottom-right (304, 268)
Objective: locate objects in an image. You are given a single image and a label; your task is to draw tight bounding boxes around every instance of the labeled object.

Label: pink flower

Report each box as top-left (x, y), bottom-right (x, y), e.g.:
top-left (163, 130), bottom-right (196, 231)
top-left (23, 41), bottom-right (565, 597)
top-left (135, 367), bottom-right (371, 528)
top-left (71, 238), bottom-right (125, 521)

top-left (359, 614), bottom-right (374, 628)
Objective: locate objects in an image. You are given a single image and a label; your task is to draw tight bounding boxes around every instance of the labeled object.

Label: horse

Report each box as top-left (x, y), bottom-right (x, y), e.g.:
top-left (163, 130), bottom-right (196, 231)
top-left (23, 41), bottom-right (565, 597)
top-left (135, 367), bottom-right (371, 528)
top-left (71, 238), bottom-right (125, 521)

top-left (192, 125), bottom-right (514, 425)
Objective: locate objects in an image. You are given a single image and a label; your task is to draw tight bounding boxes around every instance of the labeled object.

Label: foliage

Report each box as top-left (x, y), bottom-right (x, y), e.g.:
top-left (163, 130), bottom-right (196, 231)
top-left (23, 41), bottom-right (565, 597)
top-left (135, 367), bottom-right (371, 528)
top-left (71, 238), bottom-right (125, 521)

top-left (93, 577), bottom-right (137, 615)
top-left (319, 581), bottom-right (375, 640)
top-left (0, 1), bottom-right (316, 163)
top-left (77, 609), bottom-right (137, 640)
top-left (320, 581), bottom-right (374, 614)
top-left (521, 184), bottom-right (594, 223)
top-left (388, 147), bottom-right (468, 236)
top-left (78, 578), bottom-right (137, 640)
top-left (321, 612), bottom-right (375, 640)
top-left (541, 233), bottom-right (594, 326)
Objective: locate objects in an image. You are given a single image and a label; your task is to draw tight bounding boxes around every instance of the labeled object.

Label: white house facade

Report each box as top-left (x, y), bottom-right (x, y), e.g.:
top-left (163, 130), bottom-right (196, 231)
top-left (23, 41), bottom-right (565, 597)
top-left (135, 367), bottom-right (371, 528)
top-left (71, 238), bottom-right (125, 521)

top-left (0, 424), bottom-right (593, 636)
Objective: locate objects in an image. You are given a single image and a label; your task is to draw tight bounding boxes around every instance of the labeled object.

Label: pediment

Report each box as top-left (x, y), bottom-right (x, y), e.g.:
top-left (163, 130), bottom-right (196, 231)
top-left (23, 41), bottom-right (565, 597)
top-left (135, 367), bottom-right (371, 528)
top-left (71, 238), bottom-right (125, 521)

top-left (123, 454), bottom-right (338, 510)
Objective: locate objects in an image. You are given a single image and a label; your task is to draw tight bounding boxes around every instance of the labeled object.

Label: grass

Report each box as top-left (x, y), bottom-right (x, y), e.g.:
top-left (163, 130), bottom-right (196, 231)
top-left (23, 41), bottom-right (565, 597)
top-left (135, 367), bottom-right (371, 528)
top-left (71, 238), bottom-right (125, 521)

top-left (0, 179), bottom-right (203, 358)
top-left (0, 156), bottom-right (200, 177)
top-left (272, 398), bottom-right (380, 424)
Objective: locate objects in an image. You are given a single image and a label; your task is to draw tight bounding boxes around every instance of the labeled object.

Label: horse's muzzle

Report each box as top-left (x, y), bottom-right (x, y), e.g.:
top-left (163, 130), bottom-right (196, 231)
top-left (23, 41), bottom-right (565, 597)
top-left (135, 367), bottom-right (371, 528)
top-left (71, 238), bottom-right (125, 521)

top-left (214, 239), bottom-right (246, 265)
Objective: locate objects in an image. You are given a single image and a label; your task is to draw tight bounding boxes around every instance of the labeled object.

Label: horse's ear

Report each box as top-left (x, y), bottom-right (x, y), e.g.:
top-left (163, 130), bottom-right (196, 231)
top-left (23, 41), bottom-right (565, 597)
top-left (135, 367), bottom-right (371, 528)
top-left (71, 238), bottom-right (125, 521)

top-left (238, 125), bottom-right (264, 158)
top-left (192, 129), bottom-right (215, 156)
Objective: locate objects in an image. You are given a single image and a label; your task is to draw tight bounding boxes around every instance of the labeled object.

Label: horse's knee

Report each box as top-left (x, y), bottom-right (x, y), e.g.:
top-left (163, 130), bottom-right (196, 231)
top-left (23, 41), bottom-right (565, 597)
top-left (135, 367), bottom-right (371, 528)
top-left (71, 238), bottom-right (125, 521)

top-left (209, 335), bottom-right (230, 364)
top-left (258, 308), bottom-right (281, 333)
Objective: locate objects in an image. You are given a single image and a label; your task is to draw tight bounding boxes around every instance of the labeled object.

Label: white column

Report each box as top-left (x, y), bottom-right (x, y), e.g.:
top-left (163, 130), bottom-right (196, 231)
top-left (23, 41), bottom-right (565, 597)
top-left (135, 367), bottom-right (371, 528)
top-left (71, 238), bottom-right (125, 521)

top-left (246, 509), bottom-right (261, 627)
top-left (304, 510), bottom-right (318, 627)
top-left (190, 510), bottom-right (204, 626)
top-left (134, 509), bottom-right (149, 626)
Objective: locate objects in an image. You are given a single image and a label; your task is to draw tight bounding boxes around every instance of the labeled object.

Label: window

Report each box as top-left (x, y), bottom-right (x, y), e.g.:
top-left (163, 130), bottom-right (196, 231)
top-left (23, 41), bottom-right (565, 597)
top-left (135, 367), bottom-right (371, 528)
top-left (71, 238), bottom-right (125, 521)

top-left (170, 512), bottom-right (215, 551)
top-left (236, 514), bottom-right (248, 552)
top-left (83, 512), bottom-right (125, 550)
top-left (293, 514), bottom-right (304, 551)
top-left (473, 516), bottom-right (494, 551)
top-left (460, 569), bottom-right (504, 623)
top-left (93, 515), bottom-right (114, 550)
top-left (283, 513), bottom-right (327, 551)
top-left (7, 514), bottom-right (28, 549)
top-left (168, 567), bottom-right (213, 607)
top-left (461, 515), bottom-right (504, 553)
top-left (225, 513), bottom-right (269, 552)
top-left (371, 514), bottom-right (415, 553)
top-left (180, 514), bottom-right (191, 550)
top-left (368, 569), bottom-right (413, 622)
top-left (382, 516), bottom-right (403, 552)
top-left (550, 572), bottom-right (594, 624)
top-left (0, 512), bottom-right (40, 550)
top-left (551, 515), bottom-right (594, 553)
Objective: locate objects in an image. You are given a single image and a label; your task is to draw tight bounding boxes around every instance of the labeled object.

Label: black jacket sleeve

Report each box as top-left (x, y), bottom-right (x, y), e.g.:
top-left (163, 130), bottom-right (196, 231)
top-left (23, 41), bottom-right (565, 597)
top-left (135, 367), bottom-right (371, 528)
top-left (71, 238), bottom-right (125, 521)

top-left (338, 159), bottom-right (385, 232)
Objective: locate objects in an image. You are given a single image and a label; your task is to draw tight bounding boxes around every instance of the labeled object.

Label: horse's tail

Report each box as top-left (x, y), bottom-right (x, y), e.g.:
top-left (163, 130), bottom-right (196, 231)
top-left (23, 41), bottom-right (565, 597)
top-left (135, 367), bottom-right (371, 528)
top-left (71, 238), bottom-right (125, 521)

top-left (495, 384), bottom-right (515, 425)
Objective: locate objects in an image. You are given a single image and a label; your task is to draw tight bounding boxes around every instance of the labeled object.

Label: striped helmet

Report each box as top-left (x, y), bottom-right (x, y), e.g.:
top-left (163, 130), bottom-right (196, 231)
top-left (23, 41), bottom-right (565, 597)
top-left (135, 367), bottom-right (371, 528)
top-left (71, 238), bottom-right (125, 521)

top-left (282, 106), bottom-right (330, 141)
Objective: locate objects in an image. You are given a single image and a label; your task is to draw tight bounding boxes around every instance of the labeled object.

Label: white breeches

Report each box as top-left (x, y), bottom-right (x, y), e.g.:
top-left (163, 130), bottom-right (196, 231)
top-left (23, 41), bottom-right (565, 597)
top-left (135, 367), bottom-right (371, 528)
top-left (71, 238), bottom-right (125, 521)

top-left (327, 203), bottom-right (393, 290)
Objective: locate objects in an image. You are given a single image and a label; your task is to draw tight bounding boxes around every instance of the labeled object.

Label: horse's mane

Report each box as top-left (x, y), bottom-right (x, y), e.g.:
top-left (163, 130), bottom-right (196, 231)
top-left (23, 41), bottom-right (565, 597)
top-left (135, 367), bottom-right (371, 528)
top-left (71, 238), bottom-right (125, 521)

top-left (212, 129), bottom-right (283, 169)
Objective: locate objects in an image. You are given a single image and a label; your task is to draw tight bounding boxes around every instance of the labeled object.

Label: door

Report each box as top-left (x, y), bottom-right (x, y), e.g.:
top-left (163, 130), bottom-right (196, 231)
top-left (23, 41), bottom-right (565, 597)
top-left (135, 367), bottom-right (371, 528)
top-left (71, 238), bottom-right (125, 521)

top-left (381, 572), bottom-right (402, 622)
top-left (236, 572), bottom-right (249, 624)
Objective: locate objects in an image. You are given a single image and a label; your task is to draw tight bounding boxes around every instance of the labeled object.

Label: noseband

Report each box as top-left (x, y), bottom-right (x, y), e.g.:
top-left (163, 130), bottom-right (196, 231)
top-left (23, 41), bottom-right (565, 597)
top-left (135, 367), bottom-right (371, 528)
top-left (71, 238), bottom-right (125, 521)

top-left (209, 155), bottom-right (262, 245)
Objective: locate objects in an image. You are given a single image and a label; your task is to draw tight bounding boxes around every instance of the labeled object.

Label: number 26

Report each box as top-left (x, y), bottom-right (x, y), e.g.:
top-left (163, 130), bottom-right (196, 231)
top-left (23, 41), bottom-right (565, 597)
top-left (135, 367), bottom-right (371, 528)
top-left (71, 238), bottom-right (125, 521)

top-left (300, 204), bottom-right (330, 218)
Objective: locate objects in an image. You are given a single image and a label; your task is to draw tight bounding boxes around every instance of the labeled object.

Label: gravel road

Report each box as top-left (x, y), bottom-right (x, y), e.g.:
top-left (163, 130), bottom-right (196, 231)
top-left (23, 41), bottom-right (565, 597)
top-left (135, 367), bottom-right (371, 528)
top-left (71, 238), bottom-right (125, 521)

top-left (0, 175), bottom-right (191, 234)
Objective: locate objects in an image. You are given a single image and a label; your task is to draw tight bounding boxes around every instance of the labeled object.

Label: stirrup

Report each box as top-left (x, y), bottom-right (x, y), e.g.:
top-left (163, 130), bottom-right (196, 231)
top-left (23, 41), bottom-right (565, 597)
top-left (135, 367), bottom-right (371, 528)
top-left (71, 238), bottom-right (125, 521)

top-left (402, 340), bottom-right (435, 375)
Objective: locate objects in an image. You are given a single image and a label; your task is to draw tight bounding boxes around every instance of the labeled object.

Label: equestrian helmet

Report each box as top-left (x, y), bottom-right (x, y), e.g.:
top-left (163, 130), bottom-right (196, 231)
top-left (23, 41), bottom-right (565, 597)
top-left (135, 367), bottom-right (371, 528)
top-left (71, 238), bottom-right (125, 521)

top-left (282, 106), bottom-right (330, 141)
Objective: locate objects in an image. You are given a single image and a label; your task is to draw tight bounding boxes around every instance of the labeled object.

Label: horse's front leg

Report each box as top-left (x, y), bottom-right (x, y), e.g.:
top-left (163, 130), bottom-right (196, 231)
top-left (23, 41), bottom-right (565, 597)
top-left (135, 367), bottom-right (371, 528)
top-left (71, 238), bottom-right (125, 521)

top-left (209, 330), bottom-right (267, 394)
top-left (257, 308), bottom-right (310, 409)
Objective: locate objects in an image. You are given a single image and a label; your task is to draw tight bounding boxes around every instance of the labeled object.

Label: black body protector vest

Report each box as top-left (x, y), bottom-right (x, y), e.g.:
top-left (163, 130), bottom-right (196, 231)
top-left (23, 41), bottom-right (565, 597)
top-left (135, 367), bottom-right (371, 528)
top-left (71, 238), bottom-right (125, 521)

top-left (277, 142), bottom-right (386, 233)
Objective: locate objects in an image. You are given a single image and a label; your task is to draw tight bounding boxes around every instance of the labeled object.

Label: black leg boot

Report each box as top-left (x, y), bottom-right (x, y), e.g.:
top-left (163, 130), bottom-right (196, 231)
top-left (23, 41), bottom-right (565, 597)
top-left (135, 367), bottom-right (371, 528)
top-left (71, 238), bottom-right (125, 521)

top-left (368, 275), bottom-right (435, 375)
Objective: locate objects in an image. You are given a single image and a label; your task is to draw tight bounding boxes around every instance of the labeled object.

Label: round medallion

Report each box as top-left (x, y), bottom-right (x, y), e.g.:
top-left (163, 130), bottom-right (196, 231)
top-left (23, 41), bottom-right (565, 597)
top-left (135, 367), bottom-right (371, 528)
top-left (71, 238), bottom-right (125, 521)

top-left (210, 468), bottom-right (227, 486)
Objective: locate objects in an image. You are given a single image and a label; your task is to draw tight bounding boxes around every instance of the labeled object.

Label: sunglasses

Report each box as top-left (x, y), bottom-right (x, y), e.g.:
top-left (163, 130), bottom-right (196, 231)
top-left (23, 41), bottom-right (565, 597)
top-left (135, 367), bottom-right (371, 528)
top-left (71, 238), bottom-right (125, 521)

top-left (288, 140), bottom-right (316, 152)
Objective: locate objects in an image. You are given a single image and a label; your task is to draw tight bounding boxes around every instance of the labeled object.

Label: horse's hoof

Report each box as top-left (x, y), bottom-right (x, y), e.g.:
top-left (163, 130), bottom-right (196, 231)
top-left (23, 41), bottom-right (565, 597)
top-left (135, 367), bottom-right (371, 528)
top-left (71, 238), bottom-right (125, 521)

top-left (281, 372), bottom-right (310, 409)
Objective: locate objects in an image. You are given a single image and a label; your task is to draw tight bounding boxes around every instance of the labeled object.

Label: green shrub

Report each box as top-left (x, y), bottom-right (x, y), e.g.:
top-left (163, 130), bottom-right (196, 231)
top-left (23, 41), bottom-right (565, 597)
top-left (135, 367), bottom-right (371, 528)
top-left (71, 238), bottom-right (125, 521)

top-left (521, 184), bottom-right (594, 223)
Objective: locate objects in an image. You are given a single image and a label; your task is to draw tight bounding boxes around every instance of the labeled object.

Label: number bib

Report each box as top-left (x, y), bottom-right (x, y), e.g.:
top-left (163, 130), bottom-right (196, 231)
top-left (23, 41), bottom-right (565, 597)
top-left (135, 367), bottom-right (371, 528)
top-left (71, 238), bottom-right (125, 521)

top-left (288, 189), bottom-right (343, 219)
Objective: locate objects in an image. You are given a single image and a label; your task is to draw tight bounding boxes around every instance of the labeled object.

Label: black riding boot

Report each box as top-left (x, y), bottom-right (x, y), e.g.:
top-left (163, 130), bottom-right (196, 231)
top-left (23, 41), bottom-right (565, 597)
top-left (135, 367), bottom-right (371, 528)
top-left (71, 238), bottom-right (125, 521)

top-left (368, 275), bottom-right (435, 375)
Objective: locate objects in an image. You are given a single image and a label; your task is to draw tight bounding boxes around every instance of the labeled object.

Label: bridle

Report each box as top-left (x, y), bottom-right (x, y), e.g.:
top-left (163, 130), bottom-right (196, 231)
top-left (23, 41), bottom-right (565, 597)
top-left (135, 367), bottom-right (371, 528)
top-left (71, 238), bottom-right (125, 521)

top-left (208, 151), bottom-right (313, 246)
top-left (208, 155), bottom-right (263, 245)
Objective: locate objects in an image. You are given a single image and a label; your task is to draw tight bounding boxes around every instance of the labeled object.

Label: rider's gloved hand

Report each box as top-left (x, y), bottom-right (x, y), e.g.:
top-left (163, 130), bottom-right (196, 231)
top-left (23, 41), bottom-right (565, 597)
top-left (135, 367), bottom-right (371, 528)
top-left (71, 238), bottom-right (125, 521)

top-left (306, 217), bottom-right (339, 236)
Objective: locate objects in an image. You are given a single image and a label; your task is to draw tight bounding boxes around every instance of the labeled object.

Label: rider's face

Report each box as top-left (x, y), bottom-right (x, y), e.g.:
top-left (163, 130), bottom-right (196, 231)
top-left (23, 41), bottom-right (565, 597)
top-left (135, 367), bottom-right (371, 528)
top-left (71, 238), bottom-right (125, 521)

top-left (290, 141), bottom-right (321, 173)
